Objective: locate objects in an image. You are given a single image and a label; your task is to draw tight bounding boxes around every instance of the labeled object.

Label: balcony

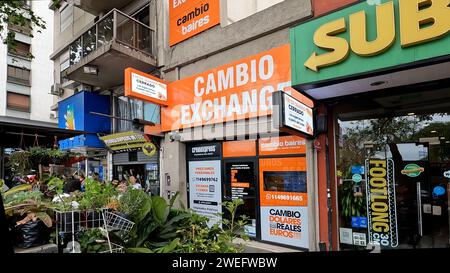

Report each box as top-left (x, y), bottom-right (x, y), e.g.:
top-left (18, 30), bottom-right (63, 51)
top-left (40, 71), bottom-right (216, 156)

top-left (64, 9), bottom-right (156, 89)
top-left (73, 0), bottom-right (135, 16)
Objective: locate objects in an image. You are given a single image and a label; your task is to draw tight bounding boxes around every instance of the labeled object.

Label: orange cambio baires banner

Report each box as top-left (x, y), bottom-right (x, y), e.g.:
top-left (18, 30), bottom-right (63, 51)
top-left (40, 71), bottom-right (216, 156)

top-left (169, 0), bottom-right (220, 46)
top-left (259, 135), bottom-right (306, 156)
top-left (161, 44), bottom-right (313, 132)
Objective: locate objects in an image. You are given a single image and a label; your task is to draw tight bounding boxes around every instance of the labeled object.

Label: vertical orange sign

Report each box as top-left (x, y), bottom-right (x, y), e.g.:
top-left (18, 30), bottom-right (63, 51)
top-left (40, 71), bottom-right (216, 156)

top-left (169, 0), bottom-right (220, 46)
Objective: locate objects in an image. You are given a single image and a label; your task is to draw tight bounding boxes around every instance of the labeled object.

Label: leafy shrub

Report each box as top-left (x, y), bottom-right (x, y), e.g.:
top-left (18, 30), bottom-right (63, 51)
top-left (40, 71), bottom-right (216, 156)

top-left (117, 188), bottom-right (152, 222)
top-left (78, 179), bottom-right (116, 210)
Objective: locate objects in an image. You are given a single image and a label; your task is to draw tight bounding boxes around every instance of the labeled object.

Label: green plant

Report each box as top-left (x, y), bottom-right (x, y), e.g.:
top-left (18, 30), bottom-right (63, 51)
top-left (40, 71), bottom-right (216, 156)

top-left (78, 228), bottom-right (110, 253)
top-left (124, 195), bottom-right (249, 253)
top-left (7, 150), bottom-right (31, 176)
top-left (339, 181), bottom-right (366, 224)
top-left (117, 188), bottom-right (152, 222)
top-left (176, 198), bottom-right (249, 253)
top-left (3, 189), bottom-right (53, 228)
top-left (46, 176), bottom-right (64, 194)
top-left (78, 178), bottom-right (116, 210)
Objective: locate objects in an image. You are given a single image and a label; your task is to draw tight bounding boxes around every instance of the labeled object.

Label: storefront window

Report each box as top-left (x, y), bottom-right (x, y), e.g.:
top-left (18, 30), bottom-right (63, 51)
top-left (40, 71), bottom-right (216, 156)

top-left (337, 113), bottom-right (450, 250)
top-left (116, 96), bottom-right (143, 132)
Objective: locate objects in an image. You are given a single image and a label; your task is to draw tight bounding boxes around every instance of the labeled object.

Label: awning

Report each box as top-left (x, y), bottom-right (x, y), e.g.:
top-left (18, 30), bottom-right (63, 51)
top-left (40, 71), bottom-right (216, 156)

top-left (0, 116), bottom-right (86, 148)
top-left (99, 131), bottom-right (149, 153)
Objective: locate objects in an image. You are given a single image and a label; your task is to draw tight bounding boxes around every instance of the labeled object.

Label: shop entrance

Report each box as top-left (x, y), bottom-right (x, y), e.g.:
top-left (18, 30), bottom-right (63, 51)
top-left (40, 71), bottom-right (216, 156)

top-left (336, 86), bottom-right (450, 250)
top-left (223, 159), bottom-right (258, 238)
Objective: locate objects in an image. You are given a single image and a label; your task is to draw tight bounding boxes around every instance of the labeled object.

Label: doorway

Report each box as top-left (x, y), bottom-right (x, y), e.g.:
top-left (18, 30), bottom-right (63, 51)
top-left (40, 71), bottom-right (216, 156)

top-left (223, 159), bottom-right (258, 238)
top-left (337, 112), bottom-right (450, 249)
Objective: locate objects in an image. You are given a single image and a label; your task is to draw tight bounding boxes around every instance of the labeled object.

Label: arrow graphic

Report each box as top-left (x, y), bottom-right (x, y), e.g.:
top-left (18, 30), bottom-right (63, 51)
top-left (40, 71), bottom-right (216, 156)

top-left (304, 18), bottom-right (349, 72)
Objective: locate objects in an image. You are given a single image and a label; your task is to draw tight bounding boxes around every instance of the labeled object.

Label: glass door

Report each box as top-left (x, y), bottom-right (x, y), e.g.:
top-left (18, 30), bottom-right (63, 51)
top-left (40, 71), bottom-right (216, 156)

top-left (223, 159), bottom-right (258, 238)
top-left (337, 113), bottom-right (450, 250)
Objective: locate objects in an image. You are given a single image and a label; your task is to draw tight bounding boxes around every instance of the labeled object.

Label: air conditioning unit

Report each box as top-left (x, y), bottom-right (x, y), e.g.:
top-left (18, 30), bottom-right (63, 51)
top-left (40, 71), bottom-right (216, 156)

top-left (50, 84), bottom-right (64, 96)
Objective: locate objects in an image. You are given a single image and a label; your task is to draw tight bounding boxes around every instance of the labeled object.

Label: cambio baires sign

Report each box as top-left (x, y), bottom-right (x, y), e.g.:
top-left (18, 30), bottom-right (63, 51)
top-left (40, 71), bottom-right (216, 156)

top-left (161, 45), bottom-right (312, 131)
top-left (169, 0), bottom-right (220, 46)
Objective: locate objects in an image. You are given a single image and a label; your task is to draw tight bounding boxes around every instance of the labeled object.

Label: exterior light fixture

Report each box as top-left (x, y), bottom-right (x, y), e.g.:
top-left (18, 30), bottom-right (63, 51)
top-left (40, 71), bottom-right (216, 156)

top-left (370, 81), bottom-right (387, 87)
top-left (83, 65), bottom-right (98, 75)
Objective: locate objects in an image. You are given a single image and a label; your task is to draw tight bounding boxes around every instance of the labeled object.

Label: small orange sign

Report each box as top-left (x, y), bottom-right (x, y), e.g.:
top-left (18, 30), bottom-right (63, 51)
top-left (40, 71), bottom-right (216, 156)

top-left (223, 140), bottom-right (257, 158)
top-left (259, 135), bottom-right (306, 156)
top-left (124, 68), bottom-right (169, 106)
top-left (169, 0), bottom-right (220, 46)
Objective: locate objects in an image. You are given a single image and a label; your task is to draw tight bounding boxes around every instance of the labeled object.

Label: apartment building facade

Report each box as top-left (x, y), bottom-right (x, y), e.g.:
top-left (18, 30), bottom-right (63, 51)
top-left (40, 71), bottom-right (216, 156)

top-left (0, 1), bottom-right (56, 126)
top-left (0, 0), bottom-right (77, 179)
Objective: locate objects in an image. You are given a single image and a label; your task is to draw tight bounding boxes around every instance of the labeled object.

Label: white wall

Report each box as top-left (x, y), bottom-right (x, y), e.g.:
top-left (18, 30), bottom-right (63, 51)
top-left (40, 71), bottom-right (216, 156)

top-left (30, 0), bottom-right (56, 123)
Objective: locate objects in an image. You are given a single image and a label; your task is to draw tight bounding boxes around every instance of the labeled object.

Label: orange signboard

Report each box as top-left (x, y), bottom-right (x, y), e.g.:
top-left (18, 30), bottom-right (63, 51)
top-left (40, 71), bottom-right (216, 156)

top-left (259, 135), bottom-right (306, 156)
top-left (223, 140), bottom-right (257, 158)
top-left (259, 157), bottom-right (308, 207)
top-left (125, 68), bottom-right (169, 106)
top-left (169, 0), bottom-right (220, 46)
top-left (162, 44), bottom-right (307, 131)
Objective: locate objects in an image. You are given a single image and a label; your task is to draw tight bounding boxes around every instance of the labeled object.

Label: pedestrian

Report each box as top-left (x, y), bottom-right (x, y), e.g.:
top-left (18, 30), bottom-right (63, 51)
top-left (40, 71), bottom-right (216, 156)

top-left (130, 175), bottom-right (142, 190)
top-left (79, 174), bottom-right (86, 192)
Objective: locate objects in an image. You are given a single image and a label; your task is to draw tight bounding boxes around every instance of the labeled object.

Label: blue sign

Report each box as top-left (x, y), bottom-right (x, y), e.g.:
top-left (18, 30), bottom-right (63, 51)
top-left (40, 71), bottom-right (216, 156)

top-left (59, 134), bottom-right (105, 150)
top-left (351, 165), bottom-right (364, 175)
top-left (352, 174), bottom-right (363, 183)
top-left (351, 217), bottom-right (368, 228)
top-left (58, 91), bottom-right (111, 133)
top-left (433, 186), bottom-right (446, 197)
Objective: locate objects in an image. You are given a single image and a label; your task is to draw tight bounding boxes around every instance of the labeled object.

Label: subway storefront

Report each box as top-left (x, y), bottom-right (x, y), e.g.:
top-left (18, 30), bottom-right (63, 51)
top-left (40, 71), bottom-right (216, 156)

top-left (290, 0), bottom-right (450, 250)
top-left (161, 45), bottom-right (319, 250)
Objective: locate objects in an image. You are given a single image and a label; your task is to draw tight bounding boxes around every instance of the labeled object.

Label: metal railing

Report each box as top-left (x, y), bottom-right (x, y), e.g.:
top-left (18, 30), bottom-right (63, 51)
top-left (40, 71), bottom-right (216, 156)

top-left (69, 9), bottom-right (155, 66)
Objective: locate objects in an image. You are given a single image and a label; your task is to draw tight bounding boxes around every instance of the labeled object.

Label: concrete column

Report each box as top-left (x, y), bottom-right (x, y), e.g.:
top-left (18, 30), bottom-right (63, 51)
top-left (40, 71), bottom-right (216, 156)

top-left (160, 135), bottom-right (187, 208)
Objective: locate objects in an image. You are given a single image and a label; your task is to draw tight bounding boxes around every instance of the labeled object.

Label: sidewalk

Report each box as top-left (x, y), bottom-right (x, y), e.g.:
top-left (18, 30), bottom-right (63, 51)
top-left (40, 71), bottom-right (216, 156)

top-left (234, 239), bottom-right (302, 253)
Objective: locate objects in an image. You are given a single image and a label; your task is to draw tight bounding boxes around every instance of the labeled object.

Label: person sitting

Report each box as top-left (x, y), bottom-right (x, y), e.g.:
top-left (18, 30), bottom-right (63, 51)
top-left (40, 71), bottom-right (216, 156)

top-left (63, 178), bottom-right (81, 194)
top-left (130, 176), bottom-right (142, 190)
top-left (79, 174), bottom-right (86, 192)
top-left (117, 179), bottom-right (128, 193)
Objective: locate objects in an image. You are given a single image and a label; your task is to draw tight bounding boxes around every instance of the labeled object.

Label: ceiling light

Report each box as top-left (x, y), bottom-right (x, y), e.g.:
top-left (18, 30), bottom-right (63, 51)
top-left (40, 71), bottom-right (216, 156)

top-left (407, 112), bottom-right (415, 116)
top-left (83, 65), bottom-right (98, 75)
top-left (370, 81), bottom-right (387, 87)
top-left (431, 130), bottom-right (437, 133)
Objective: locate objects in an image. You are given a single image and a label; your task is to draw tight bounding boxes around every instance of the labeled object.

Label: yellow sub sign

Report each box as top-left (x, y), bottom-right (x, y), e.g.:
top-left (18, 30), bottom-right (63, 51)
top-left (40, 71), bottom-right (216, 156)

top-left (305, 0), bottom-right (450, 72)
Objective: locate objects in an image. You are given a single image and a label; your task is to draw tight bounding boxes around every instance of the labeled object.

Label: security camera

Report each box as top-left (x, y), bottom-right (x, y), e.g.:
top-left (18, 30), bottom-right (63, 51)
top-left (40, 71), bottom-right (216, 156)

top-left (168, 131), bottom-right (181, 142)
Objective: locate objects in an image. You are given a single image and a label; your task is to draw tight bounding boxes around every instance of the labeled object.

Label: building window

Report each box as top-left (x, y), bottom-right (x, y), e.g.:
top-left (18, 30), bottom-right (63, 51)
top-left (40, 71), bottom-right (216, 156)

top-left (144, 103), bottom-right (160, 124)
top-left (8, 41), bottom-right (31, 58)
top-left (7, 65), bottom-right (30, 86)
top-left (7, 92), bottom-right (30, 112)
top-left (223, 0), bottom-right (284, 26)
top-left (8, 19), bottom-right (32, 36)
top-left (116, 96), bottom-right (144, 132)
top-left (60, 4), bottom-right (73, 32)
top-left (60, 56), bottom-right (70, 84)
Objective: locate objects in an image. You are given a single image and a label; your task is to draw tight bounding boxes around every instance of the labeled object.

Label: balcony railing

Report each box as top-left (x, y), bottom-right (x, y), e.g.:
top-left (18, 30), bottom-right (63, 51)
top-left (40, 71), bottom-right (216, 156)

top-left (69, 9), bottom-right (155, 66)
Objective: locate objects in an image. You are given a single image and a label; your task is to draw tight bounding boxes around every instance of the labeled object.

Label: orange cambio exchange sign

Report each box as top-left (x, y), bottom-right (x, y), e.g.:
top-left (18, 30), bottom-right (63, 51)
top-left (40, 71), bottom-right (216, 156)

top-left (162, 44), bottom-right (312, 132)
top-left (169, 0), bottom-right (220, 46)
